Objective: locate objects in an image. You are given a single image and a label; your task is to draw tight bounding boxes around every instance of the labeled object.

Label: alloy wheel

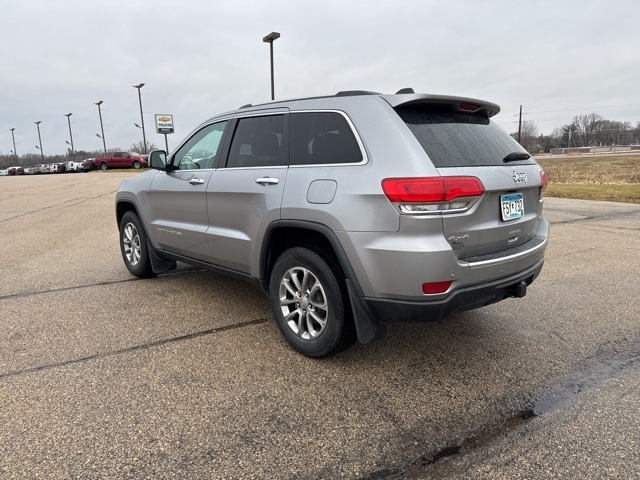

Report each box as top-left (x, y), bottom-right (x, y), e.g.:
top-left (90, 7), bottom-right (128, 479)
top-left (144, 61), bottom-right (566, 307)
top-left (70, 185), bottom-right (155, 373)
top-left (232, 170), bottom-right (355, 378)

top-left (122, 222), bottom-right (142, 266)
top-left (278, 266), bottom-right (328, 340)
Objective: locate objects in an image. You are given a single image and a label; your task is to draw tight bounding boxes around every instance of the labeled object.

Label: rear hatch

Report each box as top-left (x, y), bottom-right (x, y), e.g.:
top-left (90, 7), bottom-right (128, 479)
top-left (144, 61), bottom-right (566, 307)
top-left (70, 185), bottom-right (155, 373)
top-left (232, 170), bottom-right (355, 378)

top-left (391, 98), bottom-right (545, 260)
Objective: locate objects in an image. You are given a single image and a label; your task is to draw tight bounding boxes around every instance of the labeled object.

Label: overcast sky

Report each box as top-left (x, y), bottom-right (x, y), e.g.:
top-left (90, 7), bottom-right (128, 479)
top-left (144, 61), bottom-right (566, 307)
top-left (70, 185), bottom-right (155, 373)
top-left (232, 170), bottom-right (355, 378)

top-left (2, 0), bottom-right (640, 157)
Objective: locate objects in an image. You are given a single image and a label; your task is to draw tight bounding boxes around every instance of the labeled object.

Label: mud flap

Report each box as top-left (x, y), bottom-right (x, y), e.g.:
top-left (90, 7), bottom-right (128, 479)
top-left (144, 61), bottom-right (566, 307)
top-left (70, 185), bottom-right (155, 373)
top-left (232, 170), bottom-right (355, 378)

top-left (147, 240), bottom-right (177, 274)
top-left (346, 279), bottom-right (387, 344)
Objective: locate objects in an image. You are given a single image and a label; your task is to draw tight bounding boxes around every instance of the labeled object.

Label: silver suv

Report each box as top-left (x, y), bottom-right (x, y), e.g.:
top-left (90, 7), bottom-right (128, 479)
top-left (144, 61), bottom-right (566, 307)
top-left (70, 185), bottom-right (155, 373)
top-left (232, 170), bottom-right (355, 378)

top-left (115, 89), bottom-right (549, 357)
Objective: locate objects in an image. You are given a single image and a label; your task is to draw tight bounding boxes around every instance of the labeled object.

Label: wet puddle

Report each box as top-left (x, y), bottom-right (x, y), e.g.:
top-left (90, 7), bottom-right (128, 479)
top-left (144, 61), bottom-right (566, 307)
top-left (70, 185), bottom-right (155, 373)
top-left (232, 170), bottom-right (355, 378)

top-left (364, 345), bottom-right (640, 480)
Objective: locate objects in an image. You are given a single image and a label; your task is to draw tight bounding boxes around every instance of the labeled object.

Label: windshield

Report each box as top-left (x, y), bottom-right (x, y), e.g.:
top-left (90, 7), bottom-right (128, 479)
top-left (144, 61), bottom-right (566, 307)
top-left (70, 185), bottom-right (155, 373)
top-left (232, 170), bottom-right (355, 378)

top-left (395, 106), bottom-right (535, 167)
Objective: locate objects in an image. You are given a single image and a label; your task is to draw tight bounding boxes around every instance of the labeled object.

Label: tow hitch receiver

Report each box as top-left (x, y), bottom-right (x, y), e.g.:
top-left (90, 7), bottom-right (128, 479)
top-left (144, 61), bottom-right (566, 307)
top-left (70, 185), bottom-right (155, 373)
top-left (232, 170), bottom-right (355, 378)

top-left (514, 281), bottom-right (528, 298)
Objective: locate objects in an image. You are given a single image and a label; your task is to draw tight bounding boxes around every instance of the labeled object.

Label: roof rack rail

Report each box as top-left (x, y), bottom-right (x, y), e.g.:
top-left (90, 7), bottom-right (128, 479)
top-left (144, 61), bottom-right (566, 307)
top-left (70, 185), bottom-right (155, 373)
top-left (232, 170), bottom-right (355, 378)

top-left (239, 103), bottom-right (253, 109)
top-left (335, 90), bottom-right (380, 97)
top-left (395, 87), bottom-right (415, 94)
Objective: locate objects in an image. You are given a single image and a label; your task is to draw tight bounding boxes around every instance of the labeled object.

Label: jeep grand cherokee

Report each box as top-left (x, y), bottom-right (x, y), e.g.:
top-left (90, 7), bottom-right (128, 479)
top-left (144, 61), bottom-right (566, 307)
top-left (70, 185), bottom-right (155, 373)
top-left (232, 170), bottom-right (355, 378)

top-left (115, 89), bottom-right (549, 357)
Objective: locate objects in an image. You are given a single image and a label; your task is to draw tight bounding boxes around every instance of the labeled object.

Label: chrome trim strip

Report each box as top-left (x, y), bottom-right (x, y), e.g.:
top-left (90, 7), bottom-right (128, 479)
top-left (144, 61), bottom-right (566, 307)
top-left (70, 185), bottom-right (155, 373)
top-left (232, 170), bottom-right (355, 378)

top-left (464, 237), bottom-right (547, 268)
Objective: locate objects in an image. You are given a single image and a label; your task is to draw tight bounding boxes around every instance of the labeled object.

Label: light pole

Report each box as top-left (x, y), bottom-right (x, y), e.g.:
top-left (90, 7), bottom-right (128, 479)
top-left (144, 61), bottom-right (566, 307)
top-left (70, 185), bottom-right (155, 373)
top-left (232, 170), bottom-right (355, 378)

top-left (133, 83), bottom-right (147, 153)
top-left (64, 113), bottom-right (75, 160)
top-left (95, 100), bottom-right (107, 155)
top-left (262, 32), bottom-right (280, 101)
top-left (34, 121), bottom-right (44, 162)
top-left (10, 128), bottom-right (17, 161)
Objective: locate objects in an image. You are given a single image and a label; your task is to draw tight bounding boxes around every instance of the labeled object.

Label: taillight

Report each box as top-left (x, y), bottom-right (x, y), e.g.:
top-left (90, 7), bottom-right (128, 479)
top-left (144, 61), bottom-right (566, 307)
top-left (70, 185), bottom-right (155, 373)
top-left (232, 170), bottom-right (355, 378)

top-left (382, 176), bottom-right (485, 214)
top-left (539, 170), bottom-right (548, 197)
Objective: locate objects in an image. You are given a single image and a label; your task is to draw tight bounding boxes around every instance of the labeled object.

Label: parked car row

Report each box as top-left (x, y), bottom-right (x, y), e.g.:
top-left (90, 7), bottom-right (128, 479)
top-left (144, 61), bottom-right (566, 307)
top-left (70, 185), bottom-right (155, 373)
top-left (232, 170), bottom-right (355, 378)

top-left (1, 152), bottom-right (149, 176)
top-left (1, 159), bottom-right (95, 176)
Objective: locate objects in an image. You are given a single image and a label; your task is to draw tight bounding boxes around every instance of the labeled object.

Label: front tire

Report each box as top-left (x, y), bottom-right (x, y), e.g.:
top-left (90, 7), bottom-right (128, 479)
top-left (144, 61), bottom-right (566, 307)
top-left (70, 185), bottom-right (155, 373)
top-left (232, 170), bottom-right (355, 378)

top-left (269, 247), bottom-right (354, 358)
top-left (119, 211), bottom-right (153, 278)
top-left (132, 160), bottom-right (141, 169)
top-left (100, 162), bottom-right (108, 170)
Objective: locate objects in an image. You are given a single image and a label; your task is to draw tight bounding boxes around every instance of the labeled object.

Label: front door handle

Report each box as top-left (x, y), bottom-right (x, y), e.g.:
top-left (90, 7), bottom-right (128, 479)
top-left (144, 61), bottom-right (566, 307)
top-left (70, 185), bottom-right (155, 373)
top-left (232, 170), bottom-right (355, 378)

top-left (255, 177), bottom-right (279, 186)
top-left (188, 178), bottom-right (205, 185)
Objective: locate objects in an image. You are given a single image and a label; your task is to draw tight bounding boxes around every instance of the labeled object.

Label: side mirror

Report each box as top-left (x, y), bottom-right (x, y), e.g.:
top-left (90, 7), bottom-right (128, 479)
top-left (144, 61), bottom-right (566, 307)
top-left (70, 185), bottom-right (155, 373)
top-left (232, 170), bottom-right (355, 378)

top-left (149, 150), bottom-right (167, 170)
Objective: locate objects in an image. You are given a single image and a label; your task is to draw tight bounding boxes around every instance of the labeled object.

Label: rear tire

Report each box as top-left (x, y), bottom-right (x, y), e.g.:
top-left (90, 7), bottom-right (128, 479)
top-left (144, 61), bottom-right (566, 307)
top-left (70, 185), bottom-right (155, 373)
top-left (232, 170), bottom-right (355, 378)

top-left (269, 247), bottom-right (355, 358)
top-left (119, 211), bottom-right (153, 278)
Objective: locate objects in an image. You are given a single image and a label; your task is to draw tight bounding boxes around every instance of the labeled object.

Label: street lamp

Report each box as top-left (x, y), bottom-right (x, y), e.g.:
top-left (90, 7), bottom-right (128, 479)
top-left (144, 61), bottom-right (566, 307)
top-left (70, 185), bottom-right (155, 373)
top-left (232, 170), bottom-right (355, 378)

top-left (10, 128), bottom-right (17, 160)
top-left (133, 83), bottom-right (147, 153)
top-left (262, 32), bottom-right (280, 101)
top-left (64, 113), bottom-right (75, 160)
top-left (34, 121), bottom-right (44, 162)
top-left (95, 100), bottom-right (107, 155)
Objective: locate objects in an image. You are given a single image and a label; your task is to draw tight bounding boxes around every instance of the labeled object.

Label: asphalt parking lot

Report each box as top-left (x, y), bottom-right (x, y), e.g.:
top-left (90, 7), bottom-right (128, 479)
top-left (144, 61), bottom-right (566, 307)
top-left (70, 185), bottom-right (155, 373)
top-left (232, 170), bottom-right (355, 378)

top-left (1, 172), bottom-right (639, 479)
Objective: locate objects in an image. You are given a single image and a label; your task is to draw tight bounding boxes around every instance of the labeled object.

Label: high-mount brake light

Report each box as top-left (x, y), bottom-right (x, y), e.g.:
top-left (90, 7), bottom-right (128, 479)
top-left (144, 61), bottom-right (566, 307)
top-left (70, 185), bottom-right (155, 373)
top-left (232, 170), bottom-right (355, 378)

top-left (382, 176), bottom-right (485, 214)
top-left (459, 103), bottom-right (479, 111)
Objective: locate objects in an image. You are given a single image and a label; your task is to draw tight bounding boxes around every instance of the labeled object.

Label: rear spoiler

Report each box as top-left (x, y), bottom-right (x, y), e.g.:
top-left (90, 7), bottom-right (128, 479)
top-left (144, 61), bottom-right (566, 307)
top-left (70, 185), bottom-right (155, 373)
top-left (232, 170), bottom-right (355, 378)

top-left (383, 94), bottom-right (501, 118)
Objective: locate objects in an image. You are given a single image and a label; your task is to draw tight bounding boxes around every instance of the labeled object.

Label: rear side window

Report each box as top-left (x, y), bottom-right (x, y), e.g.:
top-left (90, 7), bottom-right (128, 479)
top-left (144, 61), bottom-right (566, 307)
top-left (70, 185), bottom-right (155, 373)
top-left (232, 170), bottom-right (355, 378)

top-left (226, 115), bottom-right (285, 168)
top-left (290, 112), bottom-right (363, 165)
top-left (396, 106), bottom-right (535, 167)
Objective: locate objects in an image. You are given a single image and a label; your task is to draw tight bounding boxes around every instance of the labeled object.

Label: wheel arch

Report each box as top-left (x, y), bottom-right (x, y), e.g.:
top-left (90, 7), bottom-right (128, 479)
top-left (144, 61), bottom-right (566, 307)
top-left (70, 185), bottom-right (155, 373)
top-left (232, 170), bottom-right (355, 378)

top-left (116, 200), bottom-right (139, 228)
top-left (260, 221), bottom-right (357, 292)
top-left (260, 220), bottom-right (387, 344)
top-left (116, 200), bottom-right (176, 275)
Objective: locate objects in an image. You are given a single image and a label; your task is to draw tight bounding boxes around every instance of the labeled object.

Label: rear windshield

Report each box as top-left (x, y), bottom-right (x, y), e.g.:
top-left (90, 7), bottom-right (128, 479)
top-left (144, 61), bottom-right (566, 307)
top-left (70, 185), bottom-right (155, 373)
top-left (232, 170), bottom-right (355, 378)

top-left (395, 106), bottom-right (536, 167)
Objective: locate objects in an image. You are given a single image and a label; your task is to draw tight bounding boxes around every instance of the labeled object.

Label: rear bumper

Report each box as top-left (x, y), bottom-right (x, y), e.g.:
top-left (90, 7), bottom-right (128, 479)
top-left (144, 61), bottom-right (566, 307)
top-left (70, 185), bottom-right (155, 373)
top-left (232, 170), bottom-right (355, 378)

top-left (358, 258), bottom-right (544, 325)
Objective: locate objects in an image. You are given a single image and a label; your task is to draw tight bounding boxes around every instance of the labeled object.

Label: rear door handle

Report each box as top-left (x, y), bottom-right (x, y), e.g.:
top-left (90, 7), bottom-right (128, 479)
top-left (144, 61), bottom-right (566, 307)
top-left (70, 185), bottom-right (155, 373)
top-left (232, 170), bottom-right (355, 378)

top-left (255, 177), bottom-right (279, 186)
top-left (188, 178), bottom-right (205, 185)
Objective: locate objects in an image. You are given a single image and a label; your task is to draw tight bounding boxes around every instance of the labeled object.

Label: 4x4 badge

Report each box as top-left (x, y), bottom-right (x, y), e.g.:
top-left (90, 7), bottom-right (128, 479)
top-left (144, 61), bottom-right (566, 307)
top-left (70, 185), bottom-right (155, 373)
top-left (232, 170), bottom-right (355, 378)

top-left (513, 172), bottom-right (528, 183)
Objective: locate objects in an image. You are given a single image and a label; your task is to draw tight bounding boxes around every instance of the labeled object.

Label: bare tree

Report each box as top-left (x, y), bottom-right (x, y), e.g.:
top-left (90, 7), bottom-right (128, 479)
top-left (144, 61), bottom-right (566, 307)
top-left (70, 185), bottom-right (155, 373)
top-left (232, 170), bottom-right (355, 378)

top-left (511, 120), bottom-right (540, 152)
top-left (549, 125), bottom-right (576, 148)
top-left (571, 113), bottom-right (604, 147)
top-left (596, 120), bottom-right (633, 146)
top-left (129, 140), bottom-right (158, 154)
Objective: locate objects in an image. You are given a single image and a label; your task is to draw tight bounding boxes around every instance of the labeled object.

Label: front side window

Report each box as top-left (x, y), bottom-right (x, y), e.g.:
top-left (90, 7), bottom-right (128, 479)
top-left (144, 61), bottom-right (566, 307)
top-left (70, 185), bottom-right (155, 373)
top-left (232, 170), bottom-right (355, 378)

top-left (290, 112), bottom-right (363, 165)
top-left (172, 121), bottom-right (228, 170)
top-left (226, 115), bottom-right (285, 168)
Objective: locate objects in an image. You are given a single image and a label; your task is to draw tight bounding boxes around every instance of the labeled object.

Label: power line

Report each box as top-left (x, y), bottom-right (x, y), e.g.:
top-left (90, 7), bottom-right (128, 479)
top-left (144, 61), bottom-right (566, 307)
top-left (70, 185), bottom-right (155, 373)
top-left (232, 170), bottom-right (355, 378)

top-left (501, 104), bottom-right (640, 117)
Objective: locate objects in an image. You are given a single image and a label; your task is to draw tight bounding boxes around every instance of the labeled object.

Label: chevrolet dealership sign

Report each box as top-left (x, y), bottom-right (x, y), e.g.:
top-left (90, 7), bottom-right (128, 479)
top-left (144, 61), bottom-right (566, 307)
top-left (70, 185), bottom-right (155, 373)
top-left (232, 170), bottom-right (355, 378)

top-left (155, 114), bottom-right (174, 134)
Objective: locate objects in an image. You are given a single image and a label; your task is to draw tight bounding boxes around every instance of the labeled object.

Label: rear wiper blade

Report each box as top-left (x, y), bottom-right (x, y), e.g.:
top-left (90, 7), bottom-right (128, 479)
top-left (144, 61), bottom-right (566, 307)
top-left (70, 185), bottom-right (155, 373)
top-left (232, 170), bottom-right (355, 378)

top-left (503, 152), bottom-right (531, 162)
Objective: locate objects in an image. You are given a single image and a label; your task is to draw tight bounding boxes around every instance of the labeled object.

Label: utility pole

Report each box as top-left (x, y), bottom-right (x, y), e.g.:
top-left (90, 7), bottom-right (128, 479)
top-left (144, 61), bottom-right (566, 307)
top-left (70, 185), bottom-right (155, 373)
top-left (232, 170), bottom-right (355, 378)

top-left (517, 105), bottom-right (522, 144)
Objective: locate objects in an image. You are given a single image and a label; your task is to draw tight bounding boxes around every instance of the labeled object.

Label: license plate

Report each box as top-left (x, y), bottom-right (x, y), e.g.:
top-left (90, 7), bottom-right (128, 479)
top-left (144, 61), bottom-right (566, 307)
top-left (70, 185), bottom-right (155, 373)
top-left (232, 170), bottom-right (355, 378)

top-left (501, 193), bottom-right (524, 221)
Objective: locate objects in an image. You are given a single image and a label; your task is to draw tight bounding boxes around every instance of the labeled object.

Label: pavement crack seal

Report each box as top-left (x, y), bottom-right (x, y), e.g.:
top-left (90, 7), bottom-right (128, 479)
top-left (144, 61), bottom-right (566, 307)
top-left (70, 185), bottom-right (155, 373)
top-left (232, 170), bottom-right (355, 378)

top-left (0, 190), bottom-right (118, 223)
top-left (0, 318), bottom-right (269, 381)
top-left (549, 208), bottom-right (640, 225)
top-left (362, 345), bottom-right (640, 480)
top-left (0, 268), bottom-right (205, 301)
